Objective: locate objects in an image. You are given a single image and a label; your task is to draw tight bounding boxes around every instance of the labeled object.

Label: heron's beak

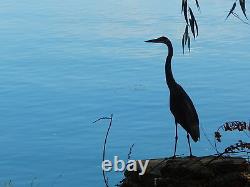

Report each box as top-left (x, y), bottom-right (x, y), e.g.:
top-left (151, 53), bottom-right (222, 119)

top-left (145, 39), bottom-right (158, 43)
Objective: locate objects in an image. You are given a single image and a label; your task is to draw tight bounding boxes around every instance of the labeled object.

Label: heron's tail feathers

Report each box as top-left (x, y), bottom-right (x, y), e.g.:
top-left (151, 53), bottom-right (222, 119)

top-left (189, 124), bottom-right (200, 142)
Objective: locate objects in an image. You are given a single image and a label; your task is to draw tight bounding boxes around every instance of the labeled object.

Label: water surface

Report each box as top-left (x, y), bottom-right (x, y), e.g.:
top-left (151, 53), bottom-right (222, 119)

top-left (0, 0), bottom-right (249, 186)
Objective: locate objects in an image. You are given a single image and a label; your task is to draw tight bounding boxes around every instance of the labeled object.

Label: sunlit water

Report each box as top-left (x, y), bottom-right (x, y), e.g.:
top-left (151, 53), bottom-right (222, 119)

top-left (0, 0), bottom-right (249, 186)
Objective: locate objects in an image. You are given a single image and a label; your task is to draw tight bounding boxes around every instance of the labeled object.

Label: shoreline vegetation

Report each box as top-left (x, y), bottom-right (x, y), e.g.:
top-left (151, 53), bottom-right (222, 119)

top-left (96, 115), bottom-right (250, 187)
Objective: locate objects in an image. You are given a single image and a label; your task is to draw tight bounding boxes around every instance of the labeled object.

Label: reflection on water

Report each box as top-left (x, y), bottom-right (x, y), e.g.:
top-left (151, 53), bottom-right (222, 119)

top-left (0, 0), bottom-right (249, 186)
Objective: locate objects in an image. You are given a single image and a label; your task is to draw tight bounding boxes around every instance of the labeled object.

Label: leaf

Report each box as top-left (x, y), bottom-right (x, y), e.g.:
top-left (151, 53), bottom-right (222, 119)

top-left (194, 18), bottom-right (199, 37)
top-left (195, 0), bottom-right (200, 11)
top-left (184, 24), bottom-right (189, 44)
top-left (182, 34), bottom-right (185, 54)
top-left (189, 7), bottom-right (198, 37)
top-left (182, 25), bottom-right (189, 54)
top-left (187, 35), bottom-right (191, 52)
top-left (239, 0), bottom-right (248, 20)
top-left (189, 18), bottom-right (195, 38)
top-left (182, 0), bottom-right (185, 12)
top-left (226, 2), bottom-right (237, 20)
top-left (183, 0), bottom-right (189, 24)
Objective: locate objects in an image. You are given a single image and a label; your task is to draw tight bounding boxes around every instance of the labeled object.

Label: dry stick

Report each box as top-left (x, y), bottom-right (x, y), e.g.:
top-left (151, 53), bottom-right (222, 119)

top-left (102, 114), bottom-right (113, 187)
top-left (93, 114), bottom-right (113, 187)
top-left (125, 144), bottom-right (135, 170)
top-left (93, 116), bottom-right (113, 123)
top-left (127, 144), bottom-right (135, 161)
top-left (200, 123), bottom-right (218, 153)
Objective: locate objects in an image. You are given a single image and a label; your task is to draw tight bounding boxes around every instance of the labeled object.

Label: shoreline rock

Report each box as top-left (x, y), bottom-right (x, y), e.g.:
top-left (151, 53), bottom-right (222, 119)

top-left (120, 156), bottom-right (250, 187)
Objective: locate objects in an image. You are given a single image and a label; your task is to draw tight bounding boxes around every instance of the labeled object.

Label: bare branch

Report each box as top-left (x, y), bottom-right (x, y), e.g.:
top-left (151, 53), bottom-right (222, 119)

top-left (94, 114), bottom-right (114, 187)
top-left (93, 117), bottom-right (112, 124)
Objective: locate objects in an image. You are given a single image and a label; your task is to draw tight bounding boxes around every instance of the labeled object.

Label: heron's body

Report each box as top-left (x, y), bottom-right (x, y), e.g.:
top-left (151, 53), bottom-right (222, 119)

top-left (145, 36), bottom-right (200, 156)
top-left (169, 83), bottom-right (200, 141)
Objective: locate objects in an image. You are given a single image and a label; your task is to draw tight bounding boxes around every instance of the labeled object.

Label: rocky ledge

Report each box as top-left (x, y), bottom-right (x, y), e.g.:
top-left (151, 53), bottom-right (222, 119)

top-left (120, 156), bottom-right (250, 187)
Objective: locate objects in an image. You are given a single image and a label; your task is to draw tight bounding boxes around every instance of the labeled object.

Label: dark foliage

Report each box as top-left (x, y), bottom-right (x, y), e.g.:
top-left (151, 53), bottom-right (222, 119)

top-left (214, 121), bottom-right (250, 155)
top-left (226, 2), bottom-right (237, 20)
top-left (225, 140), bottom-right (250, 153)
top-left (180, 0), bottom-right (249, 53)
top-left (226, 0), bottom-right (248, 20)
top-left (181, 0), bottom-right (199, 53)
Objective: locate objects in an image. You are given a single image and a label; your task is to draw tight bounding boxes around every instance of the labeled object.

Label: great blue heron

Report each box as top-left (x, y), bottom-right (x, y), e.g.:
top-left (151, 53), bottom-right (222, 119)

top-left (145, 36), bottom-right (200, 157)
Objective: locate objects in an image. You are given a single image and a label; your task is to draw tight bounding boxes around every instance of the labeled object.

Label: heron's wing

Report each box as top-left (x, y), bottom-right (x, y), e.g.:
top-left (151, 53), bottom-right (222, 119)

top-left (170, 84), bottom-right (200, 141)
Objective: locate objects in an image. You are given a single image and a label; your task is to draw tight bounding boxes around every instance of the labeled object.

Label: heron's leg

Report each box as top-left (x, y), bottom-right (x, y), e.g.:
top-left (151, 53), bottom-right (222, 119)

top-left (187, 133), bottom-right (193, 157)
top-left (173, 121), bottom-right (178, 157)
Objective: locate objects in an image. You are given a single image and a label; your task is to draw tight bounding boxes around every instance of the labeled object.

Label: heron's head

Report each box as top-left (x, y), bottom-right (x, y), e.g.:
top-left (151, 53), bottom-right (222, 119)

top-left (145, 36), bottom-right (169, 44)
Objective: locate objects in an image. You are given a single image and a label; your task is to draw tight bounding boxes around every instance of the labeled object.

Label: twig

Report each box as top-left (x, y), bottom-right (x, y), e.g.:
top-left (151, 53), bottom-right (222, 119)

top-left (125, 143), bottom-right (135, 170)
top-left (127, 144), bottom-right (135, 161)
top-left (200, 123), bottom-right (219, 153)
top-left (93, 117), bottom-right (112, 124)
top-left (93, 114), bottom-right (113, 187)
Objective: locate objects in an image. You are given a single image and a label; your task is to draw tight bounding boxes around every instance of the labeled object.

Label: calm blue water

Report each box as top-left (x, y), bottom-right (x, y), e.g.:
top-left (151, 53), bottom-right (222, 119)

top-left (0, 0), bottom-right (249, 186)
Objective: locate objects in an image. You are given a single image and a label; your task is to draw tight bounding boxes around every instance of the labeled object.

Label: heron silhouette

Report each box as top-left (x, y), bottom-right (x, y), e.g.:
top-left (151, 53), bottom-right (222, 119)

top-left (145, 36), bottom-right (200, 157)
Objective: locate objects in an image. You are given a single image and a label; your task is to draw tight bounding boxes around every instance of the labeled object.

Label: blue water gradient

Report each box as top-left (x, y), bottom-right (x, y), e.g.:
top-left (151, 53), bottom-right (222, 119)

top-left (0, 0), bottom-right (249, 186)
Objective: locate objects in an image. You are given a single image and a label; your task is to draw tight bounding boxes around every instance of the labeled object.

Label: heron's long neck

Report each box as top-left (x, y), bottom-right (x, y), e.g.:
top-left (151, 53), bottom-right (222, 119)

top-left (165, 41), bottom-right (175, 88)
